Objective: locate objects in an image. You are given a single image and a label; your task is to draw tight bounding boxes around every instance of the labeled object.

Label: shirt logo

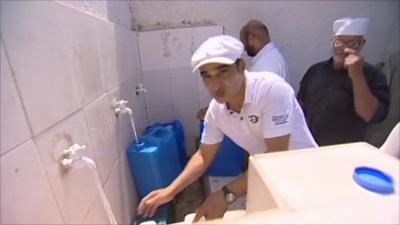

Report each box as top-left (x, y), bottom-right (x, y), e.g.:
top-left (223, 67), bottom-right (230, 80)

top-left (248, 115), bottom-right (259, 124)
top-left (272, 114), bottom-right (289, 125)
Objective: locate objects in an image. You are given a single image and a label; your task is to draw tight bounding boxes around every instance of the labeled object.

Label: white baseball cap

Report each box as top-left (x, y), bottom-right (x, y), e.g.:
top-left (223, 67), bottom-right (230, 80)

top-left (333, 17), bottom-right (369, 36)
top-left (191, 35), bottom-right (244, 72)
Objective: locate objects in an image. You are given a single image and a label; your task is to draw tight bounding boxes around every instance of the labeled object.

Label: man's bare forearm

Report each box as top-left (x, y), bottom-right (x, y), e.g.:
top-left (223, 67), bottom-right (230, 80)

top-left (225, 171), bottom-right (248, 197)
top-left (167, 148), bottom-right (214, 197)
top-left (351, 73), bottom-right (378, 122)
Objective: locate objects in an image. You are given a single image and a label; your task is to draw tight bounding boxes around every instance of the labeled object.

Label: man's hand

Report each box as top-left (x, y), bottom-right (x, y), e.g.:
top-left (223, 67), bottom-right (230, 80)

top-left (343, 48), bottom-right (379, 122)
top-left (137, 188), bottom-right (174, 218)
top-left (193, 190), bottom-right (229, 222)
top-left (344, 48), bottom-right (364, 79)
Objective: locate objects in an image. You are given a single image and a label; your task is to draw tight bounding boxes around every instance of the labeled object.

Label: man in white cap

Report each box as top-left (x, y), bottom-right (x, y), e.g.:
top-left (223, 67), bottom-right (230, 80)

top-left (137, 35), bottom-right (317, 221)
top-left (298, 17), bottom-right (390, 146)
top-left (197, 20), bottom-right (289, 120)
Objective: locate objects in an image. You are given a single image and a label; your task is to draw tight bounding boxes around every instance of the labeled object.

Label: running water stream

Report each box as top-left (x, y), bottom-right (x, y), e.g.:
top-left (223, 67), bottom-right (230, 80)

top-left (79, 157), bottom-right (118, 225)
top-left (129, 113), bottom-right (140, 145)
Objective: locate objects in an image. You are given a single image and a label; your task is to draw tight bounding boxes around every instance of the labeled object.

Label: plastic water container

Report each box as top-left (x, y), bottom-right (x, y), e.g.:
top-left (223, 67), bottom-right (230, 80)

top-left (146, 120), bottom-right (187, 166)
top-left (199, 120), bottom-right (245, 176)
top-left (127, 126), bottom-right (183, 198)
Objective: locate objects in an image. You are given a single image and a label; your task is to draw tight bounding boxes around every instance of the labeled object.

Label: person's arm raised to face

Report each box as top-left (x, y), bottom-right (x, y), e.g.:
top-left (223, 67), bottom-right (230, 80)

top-left (344, 48), bottom-right (379, 122)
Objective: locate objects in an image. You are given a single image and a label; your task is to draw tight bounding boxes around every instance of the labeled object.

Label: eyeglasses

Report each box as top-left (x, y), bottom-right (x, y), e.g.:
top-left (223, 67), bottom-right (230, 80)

top-left (332, 39), bottom-right (364, 49)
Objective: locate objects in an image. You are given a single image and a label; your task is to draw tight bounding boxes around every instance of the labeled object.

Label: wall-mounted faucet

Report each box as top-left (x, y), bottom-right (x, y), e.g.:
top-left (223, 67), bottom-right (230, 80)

top-left (113, 99), bottom-right (140, 144)
top-left (57, 143), bottom-right (118, 224)
top-left (113, 99), bottom-right (132, 116)
top-left (58, 143), bottom-right (87, 170)
top-left (136, 82), bottom-right (147, 96)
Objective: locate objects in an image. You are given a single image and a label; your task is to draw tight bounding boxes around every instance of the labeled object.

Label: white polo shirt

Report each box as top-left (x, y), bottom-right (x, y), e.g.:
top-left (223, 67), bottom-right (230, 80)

top-left (250, 42), bottom-right (289, 81)
top-left (201, 70), bottom-right (317, 155)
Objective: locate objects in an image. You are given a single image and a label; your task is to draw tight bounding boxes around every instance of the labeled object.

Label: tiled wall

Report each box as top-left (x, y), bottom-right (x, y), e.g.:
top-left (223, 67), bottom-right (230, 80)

top-left (138, 26), bottom-right (223, 155)
top-left (1, 1), bottom-right (144, 224)
top-left (0, 1), bottom-right (225, 224)
top-left (57, 0), bottom-right (133, 30)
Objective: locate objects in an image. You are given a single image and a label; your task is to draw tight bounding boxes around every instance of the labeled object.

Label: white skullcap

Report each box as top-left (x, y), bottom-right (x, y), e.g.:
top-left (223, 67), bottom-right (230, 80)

top-left (191, 35), bottom-right (244, 72)
top-left (333, 17), bottom-right (369, 36)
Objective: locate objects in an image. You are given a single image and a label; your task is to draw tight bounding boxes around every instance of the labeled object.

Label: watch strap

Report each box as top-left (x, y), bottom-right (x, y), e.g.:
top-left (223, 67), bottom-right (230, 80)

top-left (222, 185), bottom-right (231, 196)
top-left (222, 185), bottom-right (236, 203)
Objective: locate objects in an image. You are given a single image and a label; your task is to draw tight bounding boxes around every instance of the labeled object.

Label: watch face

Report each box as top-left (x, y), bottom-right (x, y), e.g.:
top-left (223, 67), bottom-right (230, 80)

top-left (226, 193), bottom-right (236, 203)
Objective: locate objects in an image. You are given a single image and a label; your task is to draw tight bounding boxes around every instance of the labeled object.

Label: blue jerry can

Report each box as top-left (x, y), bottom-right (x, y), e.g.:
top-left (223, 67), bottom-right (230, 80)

top-left (199, 120), bottom-right (245, 176)
top-left (127, 126), bottom-right (182, 198)
top-left (146, 120), bottom-right (187, 167)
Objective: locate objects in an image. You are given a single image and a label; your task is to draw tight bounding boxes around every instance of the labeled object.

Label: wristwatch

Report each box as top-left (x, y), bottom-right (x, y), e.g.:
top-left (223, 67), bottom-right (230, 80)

top-left (222, 185), bottom-right (236, 204)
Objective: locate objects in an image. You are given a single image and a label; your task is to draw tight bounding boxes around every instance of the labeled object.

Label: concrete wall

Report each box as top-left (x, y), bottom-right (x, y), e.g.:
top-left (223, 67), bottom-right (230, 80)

top-left (1, 1), bottom-right (142, 224)
top-left (58, 0), bottom-right (133, 30)
top-left (132, 0), bottom-right (400, 92)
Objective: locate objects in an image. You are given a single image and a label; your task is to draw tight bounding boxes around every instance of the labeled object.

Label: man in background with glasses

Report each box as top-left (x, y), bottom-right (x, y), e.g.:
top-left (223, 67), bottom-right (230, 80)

top-left (297, 17), bottom-right (390, 146)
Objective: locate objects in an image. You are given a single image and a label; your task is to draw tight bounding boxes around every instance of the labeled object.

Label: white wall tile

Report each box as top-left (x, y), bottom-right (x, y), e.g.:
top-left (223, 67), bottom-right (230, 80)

top-left (127, 30), bottom-right (142, 81)
top-left (192, 25), bottom-right (224, 53)
top-left (82, 193), bottom-right (111, 225)
top-left (142, 69), bottom-right (170, 79)
top-left (138, 30), bottom-right (169, 72)
top-left (84, 94), bottom-right (119, 183)
top-left (112, 151), bottom-right (138, 224)
top-left (0, 2), bottom-right (143, 225)
top-left (143, 71), bottom-right (173, 107)
top-left (148, 106), bottom-right (174, 125)
top-left (0, 140), bottom-right (64, 224)
top-left (0, 1), bottom-right (82, 135)
top-left (56, 1), bottom-right (108, 20)
top-left (173, 104), bottom-right (200, 137)
top-left (0, 42), bottom-right (31, 154)
top-left (170, 67), bottom-right (199, 106)
top-left (167, 28), bottom-right (193, 68)
top-left (65, 9), bottom-right (105, 105)
top-left (96, 23), bottom-right (140, 91)
top-left (34, 112), bottom-right (98, 224)
top-left (104, 0), bottom-right (133, 30)
top-left (115, 26), bottom-right (141, 86)
top-left (104, 153), bottom-right (138, 224)
top-left (95, 20), bottom-right (120, 91)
